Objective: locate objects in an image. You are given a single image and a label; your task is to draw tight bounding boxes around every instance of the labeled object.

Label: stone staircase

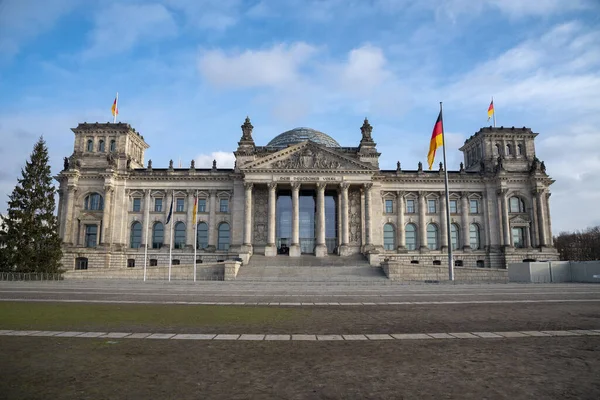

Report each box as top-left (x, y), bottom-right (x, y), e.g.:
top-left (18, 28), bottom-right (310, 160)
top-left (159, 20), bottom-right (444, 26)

top-left (236, 254), bottom-right (387, 282)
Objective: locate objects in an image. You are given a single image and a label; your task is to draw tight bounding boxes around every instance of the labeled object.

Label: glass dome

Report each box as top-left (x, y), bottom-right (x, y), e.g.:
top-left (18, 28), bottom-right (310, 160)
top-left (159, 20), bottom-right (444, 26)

top-left (267, 127), bottom-right (340, 148)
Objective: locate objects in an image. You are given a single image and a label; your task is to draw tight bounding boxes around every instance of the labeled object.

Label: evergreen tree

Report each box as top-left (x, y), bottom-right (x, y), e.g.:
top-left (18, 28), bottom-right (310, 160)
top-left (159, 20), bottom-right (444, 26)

top-left (0, 137), bottom-right (62, 273)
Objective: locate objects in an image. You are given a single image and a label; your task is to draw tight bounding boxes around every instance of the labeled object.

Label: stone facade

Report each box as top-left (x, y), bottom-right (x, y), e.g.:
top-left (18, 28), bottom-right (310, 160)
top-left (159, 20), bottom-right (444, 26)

top-left (55, 119), bottom-right (558, 272)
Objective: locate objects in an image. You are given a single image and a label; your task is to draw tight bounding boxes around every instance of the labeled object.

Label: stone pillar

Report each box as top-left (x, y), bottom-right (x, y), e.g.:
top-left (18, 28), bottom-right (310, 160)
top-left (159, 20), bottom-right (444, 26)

top-left (396, 191), bottom-right (405, 251)
top-left (243, 183), bottom-right (253, 248)
top-left (102, 185), bottom-right (114, 245)
top-left (265, 183), bottom-right (277, 257)
top-left (364, 183), bottom-right (373, 248)
top-left (439, 191), bottom-right (448, 251)
top-left (546, 192), bottom-right (553, 246)
top-left (207, 190), bottom-right (217, 251)
top-left (499, 190), bottom-right (511, 247)
top-left (63, 185), bottom-right (77, 244)
top-left (418, 191), bottom-right (428, 251)
top-left (185, 190), bottom-right (195, 247)
top-left (536, 189), bottom-right (547, 248)
top-left (289, 183), bottom-right (301, 257)
top-left (141, 189), bottom-right (150, 248)
top-left (339, 183), bottom-right (350, 255)
top-left (461, 192), bottom-right (471, 251)
top-left (530, 190), bottom-right (539, 248)
top-left (315, 182), bottom-right (327, 257)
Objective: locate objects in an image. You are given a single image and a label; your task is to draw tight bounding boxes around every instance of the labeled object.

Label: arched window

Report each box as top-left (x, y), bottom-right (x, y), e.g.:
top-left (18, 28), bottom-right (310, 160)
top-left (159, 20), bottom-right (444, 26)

top-left (470, 224), bottom-right (480, 250)
top-left (87, 139), bottom-right (94, 152)
top-left (476, 145), bottom-right (482, 159)
top-left (197, 222), bottom-right (208, 249)
top-left (152, 222), bottom-right (164, 249)
top-left (427, 224), bottom-right (439, 250)
top-left (383, 223), bottom-right (395, 250)
top-left (506, 144), bottom-right (512, 156)
top-left (84, 193), bottom-right (104, 210)
top-left (517, 144), bottom-right (523, 156)
top-left (130, 222), bottom-right (142, 248)
top-left (450, 223), bottom-right (460, 250)
top-left (509, 197), bottom-right (525, 213)
top-left (218, 223), bottom-right (230, 250)
top-left (495, 143), bottom-right (501, 156)
top-left (405, 223), bottom-right (417, 251)
top-left (174, 222), bottom-right (186, 249)
top-left (110, 140), bottom-right (116, 152)
top-left (98, 140), bottom-right (105, 152)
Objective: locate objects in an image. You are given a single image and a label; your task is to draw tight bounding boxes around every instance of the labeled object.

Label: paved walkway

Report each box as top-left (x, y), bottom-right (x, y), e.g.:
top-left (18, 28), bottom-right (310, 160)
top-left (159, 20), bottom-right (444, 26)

top-left (2, 329), bottom-right (600, 341)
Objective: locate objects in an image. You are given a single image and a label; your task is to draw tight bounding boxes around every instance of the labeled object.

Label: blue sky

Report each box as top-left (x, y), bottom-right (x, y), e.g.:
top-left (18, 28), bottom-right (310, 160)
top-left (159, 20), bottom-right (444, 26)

top-left (1, 0), bottom-right (599, 232)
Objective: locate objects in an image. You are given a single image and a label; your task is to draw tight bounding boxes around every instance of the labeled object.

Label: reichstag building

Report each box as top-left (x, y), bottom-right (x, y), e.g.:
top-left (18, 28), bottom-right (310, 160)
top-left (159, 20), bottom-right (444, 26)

top-left (56, 117), bottom-right (558, 270)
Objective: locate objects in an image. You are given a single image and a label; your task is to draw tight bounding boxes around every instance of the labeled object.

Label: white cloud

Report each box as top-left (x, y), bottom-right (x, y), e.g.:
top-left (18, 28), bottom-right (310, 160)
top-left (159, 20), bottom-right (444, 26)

top-left (198, 43), bottom-right (318, 88)
top-left (82, 3), bottom-right (178, 58)
top-left (194, 151), bottom-right (235, 168)
top-left (0, 0), bottom-right (78, 59)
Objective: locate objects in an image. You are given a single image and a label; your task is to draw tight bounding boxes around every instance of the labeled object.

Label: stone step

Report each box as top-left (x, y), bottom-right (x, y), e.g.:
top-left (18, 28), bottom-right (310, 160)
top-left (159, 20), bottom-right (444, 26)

top-left (246, 254), bottom-right (371, 268)
top-left (236, 265), bottom-right (386, 282)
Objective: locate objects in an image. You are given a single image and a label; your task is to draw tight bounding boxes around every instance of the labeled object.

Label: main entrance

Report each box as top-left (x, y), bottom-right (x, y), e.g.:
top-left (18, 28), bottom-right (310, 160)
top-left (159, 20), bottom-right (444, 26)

top-left (276, 189), bottom-right (338, 255)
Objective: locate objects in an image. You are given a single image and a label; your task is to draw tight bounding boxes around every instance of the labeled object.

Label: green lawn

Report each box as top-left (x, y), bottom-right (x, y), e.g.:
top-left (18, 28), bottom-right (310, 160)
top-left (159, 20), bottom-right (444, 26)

top-left (0, 302), bottom-right (305, 331)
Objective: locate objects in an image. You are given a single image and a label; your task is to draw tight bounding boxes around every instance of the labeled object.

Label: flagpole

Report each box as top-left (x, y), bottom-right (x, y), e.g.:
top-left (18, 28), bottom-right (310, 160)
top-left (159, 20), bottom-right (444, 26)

top-left (193, 190), bottom-right (198, 282)
top-left (113, 92), bottom-right (118, 123)
top-left (492, 96), bottom-right (496, 128)
top-left (143, 190), bottom-right (150, 282)
top-left (168, 190), bottom-right (173, 282)
top-left (440, 102), bottom-right (454, 281)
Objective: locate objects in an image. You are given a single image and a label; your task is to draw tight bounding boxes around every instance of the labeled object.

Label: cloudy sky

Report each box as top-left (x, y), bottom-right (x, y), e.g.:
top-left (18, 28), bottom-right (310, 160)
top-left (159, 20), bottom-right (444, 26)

top-left (0, 0), bottom-right (599, 233)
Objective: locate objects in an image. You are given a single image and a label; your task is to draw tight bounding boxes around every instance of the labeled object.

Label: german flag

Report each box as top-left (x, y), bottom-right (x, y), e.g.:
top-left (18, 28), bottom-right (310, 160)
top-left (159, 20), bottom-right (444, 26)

top-left (111, 93), bottom-right (119, 117)
top-left (487, 99), bottom-right (494, 121)
top-left (427, 111), bottom-right (443, 170)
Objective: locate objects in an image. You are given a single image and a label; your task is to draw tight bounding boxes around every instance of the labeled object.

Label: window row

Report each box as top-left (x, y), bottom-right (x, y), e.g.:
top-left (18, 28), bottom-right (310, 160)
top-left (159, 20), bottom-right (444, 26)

top-left (383, 223), bottom-right (481, 251)
top-left (129, 222), bottom-right (230, 251)
top-left (131, 197), bottom-right (229, 213)
top-left (86, 138), bottom-right (117, 153)
top-left (384, 199), bottom-right (481, 214)
top-left (494, 142), bottom-right (525, 157)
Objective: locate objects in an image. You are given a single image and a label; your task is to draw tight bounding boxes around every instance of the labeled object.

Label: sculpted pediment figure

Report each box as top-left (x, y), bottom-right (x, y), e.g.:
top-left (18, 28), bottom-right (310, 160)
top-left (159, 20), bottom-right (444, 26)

top-left (243, 141), bottom-right (374, 171)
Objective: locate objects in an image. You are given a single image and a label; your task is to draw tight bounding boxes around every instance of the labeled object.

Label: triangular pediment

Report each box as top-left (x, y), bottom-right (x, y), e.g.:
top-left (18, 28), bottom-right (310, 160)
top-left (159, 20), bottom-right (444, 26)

top-left (242, 141), bottom-right (375, 171)
top-left (510, 215), bottom-right (530, 225)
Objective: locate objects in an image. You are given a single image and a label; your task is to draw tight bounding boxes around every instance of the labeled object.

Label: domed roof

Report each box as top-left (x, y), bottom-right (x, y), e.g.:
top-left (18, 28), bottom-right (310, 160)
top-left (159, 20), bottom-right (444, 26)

top-left (267, 127), bottom-right (340, 148)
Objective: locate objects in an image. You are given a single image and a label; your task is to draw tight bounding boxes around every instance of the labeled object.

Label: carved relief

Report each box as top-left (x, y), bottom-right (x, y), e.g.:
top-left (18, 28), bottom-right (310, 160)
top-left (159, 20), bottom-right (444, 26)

top-left (253, 187), bottom-right (268, 245)
top-left (272, 147), bottom-right (342, 170)
top-left (348, 188), bottom-right (362, 245)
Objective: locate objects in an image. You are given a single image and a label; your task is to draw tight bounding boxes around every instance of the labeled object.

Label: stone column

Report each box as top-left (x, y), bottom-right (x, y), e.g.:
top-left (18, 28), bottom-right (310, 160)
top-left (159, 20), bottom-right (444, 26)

top-left (439, 191), bottom-right (448, 251)
top-left (102, 185), bottom-right (114, 245)
top-left (265, 183), bottom-right (277, 257)
top-left (339, 183), bottom-right (350, 255)
top-left (499, 190), bottom-right (511, 247)
top-left (141, 189), bottom-right (150, 248)
top-left (530, 190), bottom-right (539, 248)
top-left (315, 182), bottom-right (327, 257)
top-left (207, 190), bottom-right (217, 251)
top-left (243, 183), bottom-right (253, 247)
top-left (186, 190), bottom-right (195, 247)
top-left (289, 182), bottom-right (301, 257)
top-left (418, 191), bottom-right (428, 251)
top-left (396, 191), bottom-right (405, 251)
top-left (546, 192), bottom-right (553, 246)
top-left (536, 189), bottom-right (547, 248)
top-left (364, 183), bottom-right (373, 248)
top-left (461, 192), bottom-right (471, 251)
top-left (63, 185), bottom-right (76, 244)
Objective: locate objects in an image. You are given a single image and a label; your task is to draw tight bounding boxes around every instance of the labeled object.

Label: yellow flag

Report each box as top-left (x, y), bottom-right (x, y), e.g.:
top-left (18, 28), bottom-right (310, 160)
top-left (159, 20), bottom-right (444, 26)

top-left (192, 196), bottom-right (198, 224)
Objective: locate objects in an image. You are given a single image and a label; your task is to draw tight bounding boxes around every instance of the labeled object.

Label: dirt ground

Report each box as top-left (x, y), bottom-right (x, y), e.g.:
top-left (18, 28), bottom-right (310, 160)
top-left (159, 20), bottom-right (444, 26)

top-left (1, 336), bottom-right (599, 400)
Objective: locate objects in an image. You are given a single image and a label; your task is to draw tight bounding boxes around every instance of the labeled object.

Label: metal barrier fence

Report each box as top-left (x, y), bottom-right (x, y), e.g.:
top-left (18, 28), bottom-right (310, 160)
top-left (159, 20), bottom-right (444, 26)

top-left (0, 272), bottom-right (64, 281)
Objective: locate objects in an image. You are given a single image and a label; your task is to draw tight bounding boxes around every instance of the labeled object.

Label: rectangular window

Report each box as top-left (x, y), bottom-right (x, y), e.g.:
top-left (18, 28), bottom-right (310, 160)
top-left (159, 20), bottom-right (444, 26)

top-left (132, 198), bottom-right (141, 212)
top-left (470, 199), bottom-right (479, 214)
top-left (428, 199), bottom-right (437, 213)
top-left (385, 199), bottom-right (393, 213)
top-left (150, 259), bottom-right (158, 266)
top-left (154, 198), bottom-right (162, 212)
top-left (449, 200), bottom-right (458, 214)
top-left (176, 198), bottom-right (185, 212)
top-left (198, 199), bottom-right (206, 212)
top-left (512, 227), bottom-right (525, 248)
top-left (406, 199), bottom-right (415, 214)
top-left (220, 199), bottom-right (229, 213)
top-left (85, 225), bottom-right (97, 248)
